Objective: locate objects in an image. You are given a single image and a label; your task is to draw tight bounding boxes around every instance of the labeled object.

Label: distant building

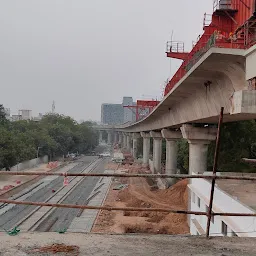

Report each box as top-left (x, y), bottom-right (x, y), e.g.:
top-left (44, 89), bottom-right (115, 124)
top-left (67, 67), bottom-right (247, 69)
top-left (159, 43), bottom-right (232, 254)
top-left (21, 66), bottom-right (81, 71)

top-left (122, 97), bottom-right (136, 123)
top-left (19, 109), bottom-right (32, 120)
top-left (101, 104), bottom-right (123, 125)
top-left (33, 113), bottom-right (43, 122)
top-left (101, 97), bottom-right (136, 125)
top-left (11, 114), bottom-right (21, 121)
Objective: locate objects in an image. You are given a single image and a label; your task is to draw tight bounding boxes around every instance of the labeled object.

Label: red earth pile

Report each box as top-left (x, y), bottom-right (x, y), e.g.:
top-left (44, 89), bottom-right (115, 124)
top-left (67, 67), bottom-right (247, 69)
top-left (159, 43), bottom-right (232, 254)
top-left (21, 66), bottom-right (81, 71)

top-left (93, 164), bottom-right (189, 234)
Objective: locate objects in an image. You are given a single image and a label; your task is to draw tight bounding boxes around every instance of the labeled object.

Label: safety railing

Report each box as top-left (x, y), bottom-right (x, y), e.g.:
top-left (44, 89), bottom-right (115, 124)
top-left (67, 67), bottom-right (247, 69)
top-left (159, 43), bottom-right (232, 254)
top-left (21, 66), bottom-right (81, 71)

top-left (213, 0), bottom-right (238, 12)
top-left (166, 41), bottom-right (185, 53)
top-left (203, 13), bottom-right (212, 28)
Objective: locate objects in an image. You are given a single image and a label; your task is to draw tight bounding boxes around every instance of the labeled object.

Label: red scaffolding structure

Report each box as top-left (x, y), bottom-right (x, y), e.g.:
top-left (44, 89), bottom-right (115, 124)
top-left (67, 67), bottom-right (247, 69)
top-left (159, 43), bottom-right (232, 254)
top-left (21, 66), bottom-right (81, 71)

top-left (123, 100), bottom-right (160, 122)
top-left (164, 0), bottom-right (256, 95)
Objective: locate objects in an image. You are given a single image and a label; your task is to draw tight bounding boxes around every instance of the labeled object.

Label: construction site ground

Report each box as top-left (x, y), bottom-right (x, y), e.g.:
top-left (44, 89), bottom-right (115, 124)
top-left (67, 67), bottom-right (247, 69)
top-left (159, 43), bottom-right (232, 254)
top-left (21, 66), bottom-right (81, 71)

top-left (1, 232), bottom-right (256, 256)
top-left (93, 162), bottom-right (189, 235)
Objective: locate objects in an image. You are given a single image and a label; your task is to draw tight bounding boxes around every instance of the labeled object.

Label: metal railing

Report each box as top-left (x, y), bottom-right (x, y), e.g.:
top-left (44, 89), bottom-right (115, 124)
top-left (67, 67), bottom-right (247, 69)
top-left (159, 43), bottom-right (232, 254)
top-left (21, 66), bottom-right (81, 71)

top-left (213, 0), bottom-right (238, 12)
top-left (166, 41), bottom-right (185, 53)
top-left (203, 13), bottom-right (212, 28)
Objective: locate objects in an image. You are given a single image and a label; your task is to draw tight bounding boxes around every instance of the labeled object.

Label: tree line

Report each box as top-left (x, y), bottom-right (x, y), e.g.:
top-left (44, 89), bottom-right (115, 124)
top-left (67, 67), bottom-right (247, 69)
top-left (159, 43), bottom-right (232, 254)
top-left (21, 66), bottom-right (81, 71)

top-left (0, 104), bottom-right (98, 169)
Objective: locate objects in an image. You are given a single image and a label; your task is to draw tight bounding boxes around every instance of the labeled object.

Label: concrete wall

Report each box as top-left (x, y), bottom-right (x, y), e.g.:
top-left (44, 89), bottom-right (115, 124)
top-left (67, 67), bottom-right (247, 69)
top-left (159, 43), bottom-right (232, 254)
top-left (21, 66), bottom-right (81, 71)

top-left (189, 173), bottom-right (256, 237)
top-left (2, 155), bottom-right (49, 172)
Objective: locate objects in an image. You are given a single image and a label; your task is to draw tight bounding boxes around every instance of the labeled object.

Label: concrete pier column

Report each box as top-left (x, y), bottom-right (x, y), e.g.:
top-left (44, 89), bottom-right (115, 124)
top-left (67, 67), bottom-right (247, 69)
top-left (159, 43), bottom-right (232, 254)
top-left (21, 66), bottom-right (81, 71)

top-left (141, 132), bottom-right (150, 167)
top-left (181, 124), bottom-right (217, 174)
top-left (122, 133), bottom-right (127, 149)
top-left (118, 132), bottom-right (123, 145)
top-left (107, 131), bottom-right (112, 145)
top-left (150, 131), bottom-right (162, 174)
top-left (114, 132), bottom-right (118, 145)
top-left (161, 129), bottom-right (182, 185)
top-left (99, 130), bottom-right (103, 143)
top-left (132, 133), bottom-right (141, 159)
top-left (126, 134), bottom-right (131, 151)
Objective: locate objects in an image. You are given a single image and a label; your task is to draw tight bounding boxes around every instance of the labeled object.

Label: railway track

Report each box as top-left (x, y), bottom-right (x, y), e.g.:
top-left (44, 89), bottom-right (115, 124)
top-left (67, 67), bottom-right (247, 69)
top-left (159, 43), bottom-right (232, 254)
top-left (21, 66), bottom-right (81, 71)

top-left (35, 158), bottom-right (107, 232)
top-left (17, 158), bottom-right (103, 232)
top-left (0, 156), bottom-right (98, 231)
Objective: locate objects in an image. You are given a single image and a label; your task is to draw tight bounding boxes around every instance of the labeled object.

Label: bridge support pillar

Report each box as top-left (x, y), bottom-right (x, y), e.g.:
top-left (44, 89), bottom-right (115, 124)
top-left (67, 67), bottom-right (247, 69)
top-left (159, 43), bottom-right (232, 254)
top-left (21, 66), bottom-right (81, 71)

top-left (126, 134), bottom-right (131, 151)
top-left (141, 132), bottom-right (150, 167)
top-left (161, 129), bottom-right (182, 186)
top-left (118, 132), bottom-right (123, 145)
top-left (107, 131), bottom-right (112, 145)
top-left (122, 133), bottom-right (127, 149)
top-left (150, 131), bottom-right (162, 174)
top-left (181, 124), bottom-right (217, 174)
top-left (132, 133), bottom-right (141, 159)
top-left (114, 132), bottom-right (118, 145)
top-left (99, 130), bottom-right (103, 144)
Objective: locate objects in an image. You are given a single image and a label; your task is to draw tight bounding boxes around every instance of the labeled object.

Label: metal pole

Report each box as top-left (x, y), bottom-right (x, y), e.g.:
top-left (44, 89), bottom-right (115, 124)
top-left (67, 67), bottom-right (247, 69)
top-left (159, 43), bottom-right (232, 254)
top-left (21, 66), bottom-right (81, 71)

top-left (2, 198), bottom-right (256, 217)
top-left (2, 172), bottom-right (256, 181)
top-left (206, 107), bottom-right (224, 238)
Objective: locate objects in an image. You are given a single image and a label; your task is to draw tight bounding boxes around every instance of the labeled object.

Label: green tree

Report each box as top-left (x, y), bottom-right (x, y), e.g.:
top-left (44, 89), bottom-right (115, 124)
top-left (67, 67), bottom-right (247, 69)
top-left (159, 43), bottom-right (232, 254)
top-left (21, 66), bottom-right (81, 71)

top-left (0, 109), bottom-right (99, 168)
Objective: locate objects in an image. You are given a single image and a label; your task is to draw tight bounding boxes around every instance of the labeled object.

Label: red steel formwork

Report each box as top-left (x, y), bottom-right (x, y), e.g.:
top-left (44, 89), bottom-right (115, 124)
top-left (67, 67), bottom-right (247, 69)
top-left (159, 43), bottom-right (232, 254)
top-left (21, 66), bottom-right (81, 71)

top-left (123, 100), bottom-right (160, 121)
top-left (164, 0), bottom-right (256, 95)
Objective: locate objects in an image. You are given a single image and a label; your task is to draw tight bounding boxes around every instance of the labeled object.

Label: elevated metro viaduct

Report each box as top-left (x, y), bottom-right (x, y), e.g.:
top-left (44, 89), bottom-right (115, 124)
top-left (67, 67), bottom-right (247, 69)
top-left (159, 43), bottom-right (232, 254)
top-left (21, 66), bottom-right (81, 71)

top-left (97, 46), bottom-right (256, 183)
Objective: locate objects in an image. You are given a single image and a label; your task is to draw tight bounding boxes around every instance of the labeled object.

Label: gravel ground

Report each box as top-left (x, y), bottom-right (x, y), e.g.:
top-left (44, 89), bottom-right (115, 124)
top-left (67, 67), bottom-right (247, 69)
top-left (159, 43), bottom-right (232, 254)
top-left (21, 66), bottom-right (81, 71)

top-left (0, 232), bottom-right (256, 256)
top-left (0, 156), bottom-right (97, 231)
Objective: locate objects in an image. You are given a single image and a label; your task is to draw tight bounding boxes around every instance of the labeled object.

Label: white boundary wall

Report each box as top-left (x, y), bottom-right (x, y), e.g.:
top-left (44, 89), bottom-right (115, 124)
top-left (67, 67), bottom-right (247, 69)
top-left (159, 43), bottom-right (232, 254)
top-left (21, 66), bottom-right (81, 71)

top-left (1, 155), bottom-right (48, 172)
top-left (189, 172), bottom-right (256, 237)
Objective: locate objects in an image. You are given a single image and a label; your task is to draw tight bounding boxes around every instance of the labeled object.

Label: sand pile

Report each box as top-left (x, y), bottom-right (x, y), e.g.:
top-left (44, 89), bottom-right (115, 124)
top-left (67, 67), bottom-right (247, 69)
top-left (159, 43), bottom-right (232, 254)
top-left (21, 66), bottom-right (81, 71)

top-left (117, 179), bottom-right (189, 234)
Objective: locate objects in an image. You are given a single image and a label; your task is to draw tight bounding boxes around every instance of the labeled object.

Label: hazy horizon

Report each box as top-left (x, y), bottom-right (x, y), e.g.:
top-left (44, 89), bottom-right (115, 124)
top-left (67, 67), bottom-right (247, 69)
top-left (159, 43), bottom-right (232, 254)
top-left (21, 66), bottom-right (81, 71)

top-left (1, 1), bottom-right (213, 121)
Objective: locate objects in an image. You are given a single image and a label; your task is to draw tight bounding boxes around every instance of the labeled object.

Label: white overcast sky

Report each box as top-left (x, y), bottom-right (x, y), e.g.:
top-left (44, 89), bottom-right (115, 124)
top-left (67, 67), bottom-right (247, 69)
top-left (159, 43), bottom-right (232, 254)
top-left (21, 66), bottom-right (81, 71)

top-left (0, 0), bottom-right (213, 121)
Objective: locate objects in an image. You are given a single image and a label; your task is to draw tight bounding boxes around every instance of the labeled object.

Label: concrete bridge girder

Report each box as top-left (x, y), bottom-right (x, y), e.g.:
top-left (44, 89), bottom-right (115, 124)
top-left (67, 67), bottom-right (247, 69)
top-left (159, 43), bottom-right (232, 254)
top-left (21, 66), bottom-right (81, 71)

top-left (113, 48), bottom-right (256, 133)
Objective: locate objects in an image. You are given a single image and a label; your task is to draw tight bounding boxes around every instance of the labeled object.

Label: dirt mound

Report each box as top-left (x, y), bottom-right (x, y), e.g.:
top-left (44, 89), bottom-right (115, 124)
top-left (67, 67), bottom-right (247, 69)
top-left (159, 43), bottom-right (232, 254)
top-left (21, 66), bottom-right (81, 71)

top-left (155, 179), bottom-right (188, 207)
top-left (92, 164), bottom-right (189, 235)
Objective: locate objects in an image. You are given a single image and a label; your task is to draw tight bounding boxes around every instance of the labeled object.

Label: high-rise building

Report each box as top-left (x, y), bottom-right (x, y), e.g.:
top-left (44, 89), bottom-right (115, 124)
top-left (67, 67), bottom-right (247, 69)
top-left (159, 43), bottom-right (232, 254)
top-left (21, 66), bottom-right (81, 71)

top-left (101, 96), bottom-right (136, 125)
top-left (122, 97), bottom-right (135, 124)
top-left (101, 104), bottom-right (124, 125)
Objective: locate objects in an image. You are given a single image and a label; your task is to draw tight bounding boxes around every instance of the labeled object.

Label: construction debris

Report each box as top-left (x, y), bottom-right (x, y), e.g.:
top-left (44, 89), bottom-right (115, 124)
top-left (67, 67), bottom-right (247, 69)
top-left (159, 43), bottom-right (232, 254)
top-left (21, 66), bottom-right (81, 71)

top-left (113, 184), bottom-right (128, 190)
top-left (28, 243), bottom-right (79, 255)
top-left (5, 226), bottom-right (20, 236)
